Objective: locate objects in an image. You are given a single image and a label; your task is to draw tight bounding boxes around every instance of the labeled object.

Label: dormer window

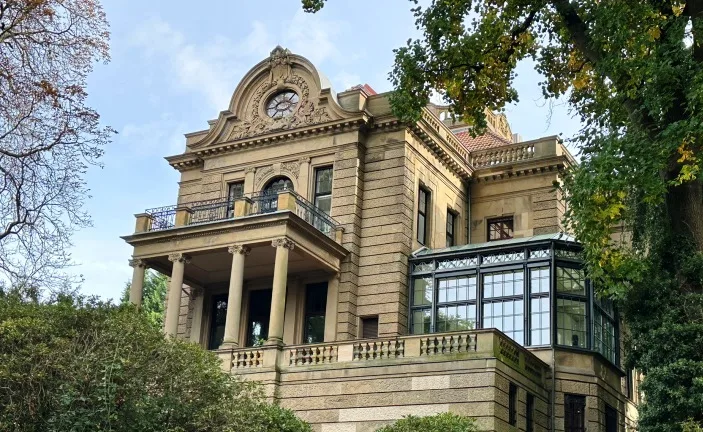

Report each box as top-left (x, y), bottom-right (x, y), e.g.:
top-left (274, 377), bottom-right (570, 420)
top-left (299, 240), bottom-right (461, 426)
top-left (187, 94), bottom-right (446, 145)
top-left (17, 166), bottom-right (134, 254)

top-left (266, 91), bottom-right (299, 118)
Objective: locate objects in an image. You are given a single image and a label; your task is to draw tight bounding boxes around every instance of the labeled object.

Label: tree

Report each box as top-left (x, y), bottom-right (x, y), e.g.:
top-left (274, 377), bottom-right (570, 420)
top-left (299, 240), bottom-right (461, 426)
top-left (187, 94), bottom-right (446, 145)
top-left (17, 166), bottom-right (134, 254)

top-left (0, 290), bottom-right (311, 432)
top-left (0, 0), bottom-right (114, 290)
top-left (374, 413), bottom-right (477, 432)
top-left (303, 1), bottom-right (703, 430)
top-left (121, 270), bottom-right (168, 330)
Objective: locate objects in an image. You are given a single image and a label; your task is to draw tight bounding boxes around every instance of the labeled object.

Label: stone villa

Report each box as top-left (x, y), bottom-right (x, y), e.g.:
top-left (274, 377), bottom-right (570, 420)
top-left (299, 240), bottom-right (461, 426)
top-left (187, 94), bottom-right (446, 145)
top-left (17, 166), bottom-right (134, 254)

top-left (122, 47), bottom-right (639, 431)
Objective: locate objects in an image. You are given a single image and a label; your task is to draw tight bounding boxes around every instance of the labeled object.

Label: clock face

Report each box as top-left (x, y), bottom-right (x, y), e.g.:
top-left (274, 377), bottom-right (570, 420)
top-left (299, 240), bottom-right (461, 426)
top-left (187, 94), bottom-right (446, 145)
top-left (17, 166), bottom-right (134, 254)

top-left (266, 91), bottom-right (299, 119)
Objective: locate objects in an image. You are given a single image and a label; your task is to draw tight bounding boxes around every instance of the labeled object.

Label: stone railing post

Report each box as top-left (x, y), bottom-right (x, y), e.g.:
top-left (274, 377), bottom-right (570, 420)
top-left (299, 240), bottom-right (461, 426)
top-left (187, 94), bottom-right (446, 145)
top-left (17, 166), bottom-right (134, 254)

top-left (134, 213), bottom-right (153, 233)
top-left (233, 197), bottom-right (251, 217)
top-left (277, 191), bottom-right (297, 212)
top-left (533, 139), bottom-right (557, 158)
top-left (174, 206), bottom-right (193, 227)
top-left (334, 226), bottom-right (344, 243)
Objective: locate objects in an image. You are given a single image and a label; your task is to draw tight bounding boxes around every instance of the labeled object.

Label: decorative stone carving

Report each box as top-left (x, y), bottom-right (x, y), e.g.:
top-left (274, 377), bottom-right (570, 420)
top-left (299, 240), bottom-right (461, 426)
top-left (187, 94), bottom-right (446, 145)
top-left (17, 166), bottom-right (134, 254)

top-left (298, 156), bottom-right (310, 165)
top-left (271, 238), bottom-right (295, 250)
top-left (228, 244), bottom-right (251, 255)
top-left (244, 166), bottom-right (256, 174)
top-left (281, 161), bottom-right (300, 178)
top-left (168, 253), bottom-right (191, 264)
top-left (128, 258), bottom-right (147, 268)
top-left (254, 165), bottom-right (274, 186)
top-left (226, 47), bottom-right (332, 142)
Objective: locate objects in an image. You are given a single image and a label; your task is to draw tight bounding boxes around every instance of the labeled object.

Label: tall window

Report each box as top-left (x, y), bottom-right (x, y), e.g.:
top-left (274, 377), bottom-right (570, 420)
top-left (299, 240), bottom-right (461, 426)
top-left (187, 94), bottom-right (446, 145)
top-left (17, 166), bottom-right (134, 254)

top-left (410, 276), bottom-right (432, 334)
top-left (314, 167), bottom-right (333, 214)
top-left (526, 393), bottom-right (535, 432)
top-left (508, 383), bottom-right (518, 426)
top-left (605, 404), bottom-right (618, 432)
top-left (594, 296), bottom-right (617, 363)
top-left (487, 216), bottom-right (513, 241)
top-left (446, 210), bottom-right (456, 247)
top-left (556, 267), bottom-right (588, 348)
top-left (482, 270), bottom-right (525, 344)
top-left (564, 394), bottom-right (586, 432)
top-left (227, 181), bottom-right (244, 218)
top-left (436, 275), bottom-right (477, 332)
top-left (303, 283), bottom-right (327, 344)
top-left (208, 294), bottom-right (228, 350)
top-left (529, 267), bottom-right (551, 345)
top-left (417, 187), bottom-right (430, 245)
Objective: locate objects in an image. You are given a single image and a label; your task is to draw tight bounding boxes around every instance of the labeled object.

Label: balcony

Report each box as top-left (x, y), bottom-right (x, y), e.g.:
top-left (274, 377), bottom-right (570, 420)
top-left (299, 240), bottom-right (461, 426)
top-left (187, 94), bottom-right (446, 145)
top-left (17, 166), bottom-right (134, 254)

top-left (135, 190), bottom-right (341, 241)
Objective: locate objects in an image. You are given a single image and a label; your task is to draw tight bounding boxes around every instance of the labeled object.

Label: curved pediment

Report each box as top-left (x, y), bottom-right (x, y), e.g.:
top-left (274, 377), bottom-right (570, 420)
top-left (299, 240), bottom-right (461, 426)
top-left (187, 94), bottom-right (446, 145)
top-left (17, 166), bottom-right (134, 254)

top-left (188, 46), bottom-right (356, 150)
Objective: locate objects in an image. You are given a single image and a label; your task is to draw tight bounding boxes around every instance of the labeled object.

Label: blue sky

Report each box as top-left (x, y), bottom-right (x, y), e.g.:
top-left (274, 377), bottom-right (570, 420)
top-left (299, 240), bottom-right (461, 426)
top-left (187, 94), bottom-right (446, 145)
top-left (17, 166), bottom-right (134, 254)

top-left (75, 0), bottom-right (582, 300)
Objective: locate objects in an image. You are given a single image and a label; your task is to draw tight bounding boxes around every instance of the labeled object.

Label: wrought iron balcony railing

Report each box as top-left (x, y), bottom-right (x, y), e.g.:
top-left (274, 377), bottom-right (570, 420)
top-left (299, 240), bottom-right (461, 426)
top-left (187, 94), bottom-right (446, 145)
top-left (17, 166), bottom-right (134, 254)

top-left (139, 190), bottom-right (340, 240)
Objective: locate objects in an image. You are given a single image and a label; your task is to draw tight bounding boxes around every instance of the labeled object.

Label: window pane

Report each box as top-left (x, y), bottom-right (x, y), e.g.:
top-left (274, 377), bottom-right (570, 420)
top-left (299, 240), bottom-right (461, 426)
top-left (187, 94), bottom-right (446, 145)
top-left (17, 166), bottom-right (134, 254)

top-left (594, 309), bottom-right (616, 363)
top-left (412, 277), bottom-right (432, 306)
top-left (565, 395), bottom-right (586, 432)
top-left (437, 304), bottom-right (475, 331)
top-left (482, 299), bottom-right (524, 345)
top-left (411, 309), bottom-right (431, 334)
top-left (303, 283), bottom-right (327, 344)
top-left (557, 298), bottom-right (587, 348)
top-left (483, 270), bottom-right (524, 299)
top-left (530, 267), bottom-right (550, 294)
top-left (419, 189), bottom-right (427, 212)
top-left (315, 167), bottom-right (333, 194)
top-left (557, 267), bottom-right (586, 295)
top-left (530, 297), bottom-right (550, 345)
top-left (228, 182), bottom-right (244, 201)
top-left (418, 214), bottom-right (426, 244)
top-left (488, 217), bottom-right (514, 241)
top-left (315, 195), bottom-right (332, 215)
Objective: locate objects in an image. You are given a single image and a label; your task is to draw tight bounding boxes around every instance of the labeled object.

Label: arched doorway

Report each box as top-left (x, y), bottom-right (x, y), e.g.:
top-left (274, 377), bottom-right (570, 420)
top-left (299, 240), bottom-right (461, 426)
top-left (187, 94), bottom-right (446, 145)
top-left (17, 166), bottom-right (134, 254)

top-left (260, 176), bottom-right (294, 213)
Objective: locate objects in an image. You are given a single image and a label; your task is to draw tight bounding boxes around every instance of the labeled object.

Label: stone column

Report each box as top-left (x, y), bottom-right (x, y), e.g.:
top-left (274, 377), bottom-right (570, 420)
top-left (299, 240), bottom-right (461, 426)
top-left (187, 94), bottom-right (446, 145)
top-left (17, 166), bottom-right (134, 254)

top-left (266, 238), bottom-right (295, 346)
top-left (298, 157), bottom-right (311, 199)
top-left (243, 166), bottom-right (256, 194)
top-left (220, 244), bottom-right (250, 348)
top-left (165, 253), bottom-right (190, 337)
top-left (324, 273), bottom-right (340, 342)
top-left (128, 259), bottom-right (147, 307)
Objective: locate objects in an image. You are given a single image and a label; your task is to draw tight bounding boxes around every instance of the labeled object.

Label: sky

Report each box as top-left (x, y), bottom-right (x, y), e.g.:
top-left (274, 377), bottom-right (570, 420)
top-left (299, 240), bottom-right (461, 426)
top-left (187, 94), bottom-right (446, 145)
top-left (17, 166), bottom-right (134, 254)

top-left (74, 0), bottom-right (582, 300)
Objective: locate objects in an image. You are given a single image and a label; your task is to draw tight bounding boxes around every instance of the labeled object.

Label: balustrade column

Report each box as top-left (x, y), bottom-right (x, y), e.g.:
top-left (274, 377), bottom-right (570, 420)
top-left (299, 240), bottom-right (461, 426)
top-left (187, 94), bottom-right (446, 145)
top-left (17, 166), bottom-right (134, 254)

top-left (220, 244), bottom-right (250, 348)
top-left (165, 253), bottom-right (191, 337)
top-left (266, 238), bottom-right (295, 346)
top-left (128, 259), bottom-right (147, 307)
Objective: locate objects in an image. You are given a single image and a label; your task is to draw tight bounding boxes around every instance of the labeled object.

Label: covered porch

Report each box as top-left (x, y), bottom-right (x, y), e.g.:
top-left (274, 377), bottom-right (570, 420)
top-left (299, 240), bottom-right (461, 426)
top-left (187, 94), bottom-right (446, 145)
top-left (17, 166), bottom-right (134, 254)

top-left (122, 208), bottom-right (348, 349)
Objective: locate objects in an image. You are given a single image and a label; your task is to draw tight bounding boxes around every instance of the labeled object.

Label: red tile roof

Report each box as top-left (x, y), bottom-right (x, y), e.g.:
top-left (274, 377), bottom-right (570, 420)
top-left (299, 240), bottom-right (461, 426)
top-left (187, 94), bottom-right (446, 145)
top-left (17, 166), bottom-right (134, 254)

top-left (347, 83), bottom-right (377, 96)
top-left (453, 128), bottom-right (512, 152)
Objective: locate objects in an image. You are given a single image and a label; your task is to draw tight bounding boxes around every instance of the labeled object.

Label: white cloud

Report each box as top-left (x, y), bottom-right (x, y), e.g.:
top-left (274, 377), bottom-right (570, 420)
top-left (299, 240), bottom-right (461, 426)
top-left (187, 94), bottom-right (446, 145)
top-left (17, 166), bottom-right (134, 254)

top-left (283, 10), bottom-right (345, 66)
top-left (121, 113), bottom-right (187, 156)
top-left (332, 71), bottom-right (361, 92)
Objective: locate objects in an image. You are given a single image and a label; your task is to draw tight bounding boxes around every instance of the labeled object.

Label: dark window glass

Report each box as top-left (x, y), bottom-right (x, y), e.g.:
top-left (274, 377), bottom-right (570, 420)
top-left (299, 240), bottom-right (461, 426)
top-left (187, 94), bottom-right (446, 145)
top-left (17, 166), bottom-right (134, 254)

top-left (594, 309), bottom-right (616, 363)
top-left (509, 383), bottom-right (518, 426)
top-left (557, 298), bottom-right (588, 348)
top-left (247, 289), bottom-right (272, 346)
top-left (208, 294), bottom-right (228, 350)
top-left (565, 394), bottom-right (586, 432)
top-left (314, 167), bottom-right (333, 215)
top-left (487, 216), bottom-right (513, 241)
top-left (260, 176), bottom-right (294, 213)
top-left (227, 181), bottom-right (244, 217)
top-left (526, 393), bottom-right (535, 432)
top-left (411, 309), bottom-right (431, 335)
top-left (446, 210), bottom-right (456, 247)
top-left (626, 368), bottom-right (634, 399)
top-left (304, 283), bottom-right (327, 344)
top-left (361, 316), bottom-right (378, 339)
top-left (529, 267), bottom-right (551, 346)
top-left (605, 404), bottom-right (618, 432)
top-left (557, 267), bottom-right (586, 295)
top-left (417, 187), bottom-right (430, 245)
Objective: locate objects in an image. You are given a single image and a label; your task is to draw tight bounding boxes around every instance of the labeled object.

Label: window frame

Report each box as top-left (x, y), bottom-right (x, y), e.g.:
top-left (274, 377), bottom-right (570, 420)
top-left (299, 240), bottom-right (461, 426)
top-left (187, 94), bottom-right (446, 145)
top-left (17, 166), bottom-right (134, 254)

top-left (487, 216), bottom-right (514, 241)
top-left (226, 181), bottom-right (245, 218)
top-left (555, 264), bottom-right (590, 350)
top-left (417, 186), bottom-right (431, 245)
top-left (313, 166), bottom-right (333, 214)
top-left (508, 383), bottom-right (518, 426)
top-left (446, 209), bottom-right (457, 247)
top-left (564, 394), bottom-right (586, 432)
top-left (361, 316), bottom-right (379, 339)
top-left (605, 403), bottom-right (618, 432)
top-left (303, 282), bottom-right (328, 344)
top-left (526, 393), bottom-right (535, 432)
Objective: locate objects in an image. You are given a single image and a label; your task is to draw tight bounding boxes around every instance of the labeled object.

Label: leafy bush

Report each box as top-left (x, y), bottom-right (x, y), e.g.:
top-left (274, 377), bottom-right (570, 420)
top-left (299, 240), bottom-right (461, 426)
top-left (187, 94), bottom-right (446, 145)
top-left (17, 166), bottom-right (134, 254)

top-left (375, 413), bottom-right (477, 432)
top-left (0, 290), bottom-right (310, 432)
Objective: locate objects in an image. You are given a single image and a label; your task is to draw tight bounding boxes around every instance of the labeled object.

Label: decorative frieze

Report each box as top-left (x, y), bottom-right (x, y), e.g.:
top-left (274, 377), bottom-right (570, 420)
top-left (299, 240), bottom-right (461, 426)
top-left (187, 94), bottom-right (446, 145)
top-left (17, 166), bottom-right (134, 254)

top-left (168, 253), bottom-right (191, 264)
top-left (271, 238), bottom-right (295, 250)
top-left (228, 244), bottom-right (251, 255)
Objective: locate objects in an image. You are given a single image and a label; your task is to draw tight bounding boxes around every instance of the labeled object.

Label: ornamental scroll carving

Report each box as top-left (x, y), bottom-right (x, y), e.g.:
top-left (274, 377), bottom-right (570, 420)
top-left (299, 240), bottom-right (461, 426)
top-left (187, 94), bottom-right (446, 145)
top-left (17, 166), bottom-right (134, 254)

top-left (227, 47), bottom-right (332, 142)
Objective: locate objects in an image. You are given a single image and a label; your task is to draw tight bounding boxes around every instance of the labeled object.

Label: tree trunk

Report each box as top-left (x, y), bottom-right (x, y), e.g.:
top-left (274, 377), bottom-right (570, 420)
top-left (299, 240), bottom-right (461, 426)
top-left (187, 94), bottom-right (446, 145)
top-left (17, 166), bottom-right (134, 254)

top-left (666, 177), bottom-right (703, 252)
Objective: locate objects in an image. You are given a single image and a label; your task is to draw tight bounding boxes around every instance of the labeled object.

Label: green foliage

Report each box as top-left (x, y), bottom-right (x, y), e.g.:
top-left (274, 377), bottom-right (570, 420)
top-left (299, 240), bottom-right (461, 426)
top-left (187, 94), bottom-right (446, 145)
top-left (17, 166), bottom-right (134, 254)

top-left (121, 270), bottom-right (168, 329)
top-left (0, 291), bottom-right (311, 432)
top-left (375, 413), bottom-right (477, 432)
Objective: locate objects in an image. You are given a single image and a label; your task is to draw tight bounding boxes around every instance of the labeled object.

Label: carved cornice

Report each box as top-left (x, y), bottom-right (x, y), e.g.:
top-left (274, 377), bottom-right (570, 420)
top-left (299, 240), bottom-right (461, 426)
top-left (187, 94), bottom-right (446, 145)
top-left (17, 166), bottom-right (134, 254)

top-left (473, 161), bottom-right (567, 183)
top-left (271, 238), bottom-right (295, 250)
top-left (228, 244), bottom-right (251, 255)
top-left (168, 253), bottom-right (191, 264)
top-left (128, 258), bottom-right (147, 268)
top-left (166, 154), bottom-right (204, 172)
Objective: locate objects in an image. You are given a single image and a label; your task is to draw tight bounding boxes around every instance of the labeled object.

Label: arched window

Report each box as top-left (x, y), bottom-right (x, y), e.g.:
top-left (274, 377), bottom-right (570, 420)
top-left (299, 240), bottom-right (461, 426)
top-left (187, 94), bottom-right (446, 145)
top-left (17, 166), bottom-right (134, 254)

top-left (260, 176), bottom-right (293, 213)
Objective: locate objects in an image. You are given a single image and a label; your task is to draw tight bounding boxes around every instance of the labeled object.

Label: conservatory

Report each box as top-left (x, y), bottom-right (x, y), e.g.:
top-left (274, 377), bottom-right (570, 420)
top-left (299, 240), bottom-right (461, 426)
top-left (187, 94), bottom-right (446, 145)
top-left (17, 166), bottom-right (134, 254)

top-left (408, 233), bottom-right (619, 366)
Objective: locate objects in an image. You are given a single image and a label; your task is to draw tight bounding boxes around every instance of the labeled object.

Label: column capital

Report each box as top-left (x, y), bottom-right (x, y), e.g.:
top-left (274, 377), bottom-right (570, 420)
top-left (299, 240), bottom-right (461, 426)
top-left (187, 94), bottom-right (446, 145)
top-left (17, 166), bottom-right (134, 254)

top-left (245, 166), bottom-right (256, 174)
top-left (128, 258), bottom-right (147, 268)
top-left (271, 238), bottom-right (295, 251)
top-left (298, 156), bottom-right (311, 165)
top-left (227, 244), bottom-right (251, 255)
top-left (168, 252), bottom-right (191, 264)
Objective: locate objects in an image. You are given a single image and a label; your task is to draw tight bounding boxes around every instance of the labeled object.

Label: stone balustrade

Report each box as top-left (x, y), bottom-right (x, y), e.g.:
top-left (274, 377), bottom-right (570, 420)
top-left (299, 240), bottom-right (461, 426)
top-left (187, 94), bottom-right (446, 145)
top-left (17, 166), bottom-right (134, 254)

top-left (216, 329), bottom-right (548, 386)
top-left (469, 136), bottom-right (568, 169)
